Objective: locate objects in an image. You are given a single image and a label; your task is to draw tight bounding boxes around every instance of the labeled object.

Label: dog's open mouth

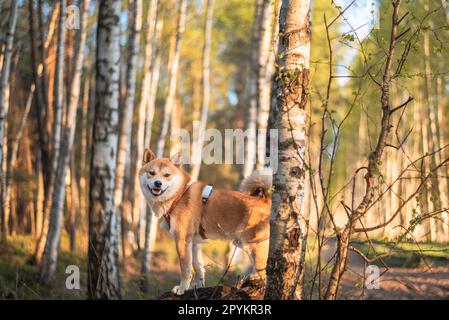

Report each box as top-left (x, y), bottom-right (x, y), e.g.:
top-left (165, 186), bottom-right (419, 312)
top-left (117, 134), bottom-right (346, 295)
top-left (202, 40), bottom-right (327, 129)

top-left (147, 185), bottom-right (166, 197)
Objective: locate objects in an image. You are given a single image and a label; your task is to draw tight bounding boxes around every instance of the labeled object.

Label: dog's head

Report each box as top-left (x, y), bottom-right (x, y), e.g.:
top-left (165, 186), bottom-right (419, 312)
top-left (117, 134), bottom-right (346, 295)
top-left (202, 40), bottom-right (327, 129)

top-left (139, 148), bottom-right (187, 203)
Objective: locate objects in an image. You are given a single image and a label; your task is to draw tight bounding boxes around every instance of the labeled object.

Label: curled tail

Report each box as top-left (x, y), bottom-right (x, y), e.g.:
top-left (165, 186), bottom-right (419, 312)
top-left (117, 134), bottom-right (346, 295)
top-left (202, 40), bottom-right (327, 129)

top-left (240, 168), bottom-right (272, 201)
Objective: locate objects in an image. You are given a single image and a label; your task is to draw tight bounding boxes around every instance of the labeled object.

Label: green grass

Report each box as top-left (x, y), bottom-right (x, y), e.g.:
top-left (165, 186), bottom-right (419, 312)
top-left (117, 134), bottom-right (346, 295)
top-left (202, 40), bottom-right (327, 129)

top-left (0, 235), bottom-right (88, 299)
top-left (351, 239), bottom-right (449, 268)
top-left (0, 232), bottom-right (244, 299)
top-left (5, 232), bottom-right (446, 299)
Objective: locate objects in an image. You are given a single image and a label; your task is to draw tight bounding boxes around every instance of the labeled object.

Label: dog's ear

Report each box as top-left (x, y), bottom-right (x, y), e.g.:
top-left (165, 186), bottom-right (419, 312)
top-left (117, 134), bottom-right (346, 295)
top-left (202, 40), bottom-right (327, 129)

top-left (142, 148), bottom-right (156, 165)
top-left (170, 150), bottom-right (182, 166)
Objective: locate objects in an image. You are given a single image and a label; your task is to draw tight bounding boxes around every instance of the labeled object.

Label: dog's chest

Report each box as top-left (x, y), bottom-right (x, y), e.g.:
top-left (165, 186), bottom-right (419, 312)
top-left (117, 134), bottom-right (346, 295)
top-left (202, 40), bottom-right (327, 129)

top-left (159, 218), bottom-right (176, 238)
top-left (151, 201), bottom-right (177, 238)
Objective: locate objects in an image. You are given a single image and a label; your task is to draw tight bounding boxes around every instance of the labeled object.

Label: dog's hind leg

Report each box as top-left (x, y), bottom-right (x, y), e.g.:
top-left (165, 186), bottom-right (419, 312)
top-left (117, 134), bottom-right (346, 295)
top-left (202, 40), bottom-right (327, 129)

top-left (246, 240), bottom-right (269, 281)
top-left (172, 237), bottom-right (192, 295)
top-left (191, 243), bottom-right (205, 288)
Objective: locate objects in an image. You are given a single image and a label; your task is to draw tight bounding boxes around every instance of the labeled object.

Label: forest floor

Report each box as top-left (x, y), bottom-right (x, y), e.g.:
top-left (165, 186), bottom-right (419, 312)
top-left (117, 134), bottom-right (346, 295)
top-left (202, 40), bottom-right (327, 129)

top-left (320, 239), bottom-right (449, 299)
top-left (0, 234), bottom-right (448, 299)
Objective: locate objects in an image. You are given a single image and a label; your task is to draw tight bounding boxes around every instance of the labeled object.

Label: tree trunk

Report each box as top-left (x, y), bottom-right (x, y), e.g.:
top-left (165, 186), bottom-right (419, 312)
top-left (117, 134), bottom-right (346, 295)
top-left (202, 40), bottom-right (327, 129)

top-left (0, 0), bottom-right (18, 242)
top-left (324, 1), bottom-right (403, 299)
top-left (68, 155), bottom-right (80, 252)
top-left (142, 0), bottom-right (187, 277)
top-left (257, 0), bottom-right (278, 169)
top-left (35, 0), bottom-right (67, 264)
top-left (3, 84), bottom-right (34, 241)
top-left (87, 0), bottom-right (122, 300)
top-left (28, 0), bottom-right (57, 196)
top-left (130, 0), bottom-right (160, 251)
top-left (141, 18), bottom-right (164, 287)
top-left (414, 79), bottom-right (431, 240)
top-left (423, 30), bottom-right (445, 241)
top-left (190, 0), bottom-right (214, 182)
top-left (155, 0), bottom-right (188, 157)
top-left (436, 76), bottom-right (449, 240)
top-left (37, 0), bottom-right (50, 112)
top-left (264, 0), bottom-right (311, 300)
top-left (144, 18), bottom-right (163, 149)
top-left (41, 0), bottom-right (90, 280)
top-left (35, 149), bottom-right (45, 240)
top-left (242, 0), bottom-right (263, 179)
top-left (79, 74), bottom-right (91, 237)
top-left (28, 5), bottom-right (62, 251)
top-left (114, 0), bottom-right (143, 238)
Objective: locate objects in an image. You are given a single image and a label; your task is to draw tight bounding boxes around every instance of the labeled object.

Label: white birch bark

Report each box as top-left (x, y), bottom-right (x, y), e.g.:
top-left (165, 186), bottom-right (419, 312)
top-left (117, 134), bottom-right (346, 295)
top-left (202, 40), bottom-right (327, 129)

top-left (114, 0), bottom-right (143, 215)
top-left (35, 0), bottom-right (67, 262)
top-left (155, 0), bottom-right (188, 158)
top-left (242, 0), bottom-right (263, 179)
top-left (130, 0), bottom-right (159, 251)
top-left (190, 0), bottom-right (214, 182)
top-left (88, 0), bottom-right (122, 299)
top-left (141, 18), bottom-right (164, 281)
top-left (142, 0), bottom-right (187, 273)
top-left (423, 30), bottom-right (445, 241)
top-left (256, 0), bottom-right (277, 169)
top-left (144, 18), bottom-right (163, 148)
top-left (114, 0), bottom-right (143, 258)
top-left (0, 0), bottom-right (18, 242)
top-left (265, 0), bottom-right (310, 300)
top-left (40, 0), bottom-right (90, 281)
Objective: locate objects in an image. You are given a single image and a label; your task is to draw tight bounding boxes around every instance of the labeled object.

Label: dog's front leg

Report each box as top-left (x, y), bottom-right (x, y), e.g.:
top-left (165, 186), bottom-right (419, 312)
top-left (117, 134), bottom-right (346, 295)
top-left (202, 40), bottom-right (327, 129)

top-left (172, 236), bottom-right (192, 295)
top-left (191, 243), bottom-right (205, 288)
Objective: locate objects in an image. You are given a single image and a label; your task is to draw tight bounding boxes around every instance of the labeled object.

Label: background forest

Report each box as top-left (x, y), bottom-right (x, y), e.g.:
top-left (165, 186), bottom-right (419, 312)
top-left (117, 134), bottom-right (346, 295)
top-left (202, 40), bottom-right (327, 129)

top-left (0, 0), bottom-right (448, 299)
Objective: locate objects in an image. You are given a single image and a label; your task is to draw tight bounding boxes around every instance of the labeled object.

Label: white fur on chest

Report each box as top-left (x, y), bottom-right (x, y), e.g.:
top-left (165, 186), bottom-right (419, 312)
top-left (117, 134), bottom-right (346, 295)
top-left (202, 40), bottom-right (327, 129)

top-left (145, 199), bottom-right (177, 237)
top-left (159, 217), bottom-right (176, 238)
top-left (150, 201), bottom-right (172, 218)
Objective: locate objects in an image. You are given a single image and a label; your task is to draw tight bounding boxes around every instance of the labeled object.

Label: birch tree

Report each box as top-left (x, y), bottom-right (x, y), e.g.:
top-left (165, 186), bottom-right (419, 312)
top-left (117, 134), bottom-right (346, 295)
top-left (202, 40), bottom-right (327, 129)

top-left (242, 0), bottom-right (263, 179)
top-left (142, 22), bottom-right (164, 284)
top-left (141, 18), bottom-right (164, 288)
top-left (256, 0), bottom-right (277, 169)
top-left (264, 0), bottom-right (311, 300)
top-left (0, 0), bottom-right (18, 242)
top-left (144, 18), bottom-right (163, 149)
top-left (323, 1), bottom-right (412, 299)
top-left (142, 0), bottom-right (188, 273)
top-left (422, 29), bottom-right (447, 241)
top-left (190, 0), bottom-right (214, 181)
top-left (155, 0), bottom-right (188, 158)
top-left (28, 2), bottom-right (58, 201)
top-left (130, 0), bottom-right (159, 251)
top-left (34, 0), bottom-right (67, 263)
top-left (88, 0), bottom-right (122, 299)
top-left (114, 0), bottom-right (143, 236)
top-left (40, 0), bottom-right (90, 281)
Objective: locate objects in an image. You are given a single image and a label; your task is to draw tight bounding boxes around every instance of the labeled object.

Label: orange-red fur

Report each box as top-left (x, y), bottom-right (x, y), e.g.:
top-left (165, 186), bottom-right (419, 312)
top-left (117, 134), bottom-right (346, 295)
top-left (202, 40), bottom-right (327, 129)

top-left (139, 148), bottom-right (271, 295)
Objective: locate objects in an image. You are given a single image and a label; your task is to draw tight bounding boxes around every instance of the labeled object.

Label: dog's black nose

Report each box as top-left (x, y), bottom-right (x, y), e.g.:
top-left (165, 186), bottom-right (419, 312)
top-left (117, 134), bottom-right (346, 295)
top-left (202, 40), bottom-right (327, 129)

top-left (154, 180), bottom-right (162, 188)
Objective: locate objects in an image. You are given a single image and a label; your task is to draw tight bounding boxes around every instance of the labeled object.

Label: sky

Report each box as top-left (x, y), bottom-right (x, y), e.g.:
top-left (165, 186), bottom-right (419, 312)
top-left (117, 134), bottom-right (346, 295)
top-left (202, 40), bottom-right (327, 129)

top-left (333, 0), bottom-right (380, 85)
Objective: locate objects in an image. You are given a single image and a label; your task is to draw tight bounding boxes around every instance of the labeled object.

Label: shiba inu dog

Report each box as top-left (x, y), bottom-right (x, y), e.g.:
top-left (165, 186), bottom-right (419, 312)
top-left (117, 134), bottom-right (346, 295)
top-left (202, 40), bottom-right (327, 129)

top-left (139, 148), bottom-right (272, 295)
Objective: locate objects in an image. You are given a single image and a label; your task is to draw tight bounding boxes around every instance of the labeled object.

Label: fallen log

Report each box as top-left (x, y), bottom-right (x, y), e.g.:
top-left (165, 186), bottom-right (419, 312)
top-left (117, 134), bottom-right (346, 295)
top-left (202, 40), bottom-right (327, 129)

top-left (158, 279), bottom-right (265, 300)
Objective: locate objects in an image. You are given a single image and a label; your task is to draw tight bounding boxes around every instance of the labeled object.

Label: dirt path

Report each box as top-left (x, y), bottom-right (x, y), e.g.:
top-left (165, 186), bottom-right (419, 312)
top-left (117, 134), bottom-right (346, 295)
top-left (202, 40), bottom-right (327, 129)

top-left (357, 267), bottom-right (449, 300)
top-left (322, 239), bottom-right (449, 299)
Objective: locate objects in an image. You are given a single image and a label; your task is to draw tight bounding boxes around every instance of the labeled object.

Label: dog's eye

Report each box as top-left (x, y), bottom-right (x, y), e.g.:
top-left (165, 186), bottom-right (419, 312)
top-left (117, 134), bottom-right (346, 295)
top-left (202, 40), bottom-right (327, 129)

top-left (163, 173), bottom-right (170, 178)
top-left (149, 171), bottom-right (155, 176)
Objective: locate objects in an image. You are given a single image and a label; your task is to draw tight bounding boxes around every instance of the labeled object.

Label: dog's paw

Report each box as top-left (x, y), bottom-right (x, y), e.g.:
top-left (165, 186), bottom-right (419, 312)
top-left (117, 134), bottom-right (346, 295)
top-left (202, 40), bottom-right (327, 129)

top-left (171, 285), bottom-right (186, 295)
top-left (172, 280), bottom-right (191, 295)
top-left (189, 278), bottom-right (205, 289)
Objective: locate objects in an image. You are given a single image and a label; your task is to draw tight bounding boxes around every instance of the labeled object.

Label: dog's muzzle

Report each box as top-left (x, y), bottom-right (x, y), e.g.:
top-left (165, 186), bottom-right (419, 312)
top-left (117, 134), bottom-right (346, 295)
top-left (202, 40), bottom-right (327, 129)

top-left (147, 184), bottom-right (166, 197)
